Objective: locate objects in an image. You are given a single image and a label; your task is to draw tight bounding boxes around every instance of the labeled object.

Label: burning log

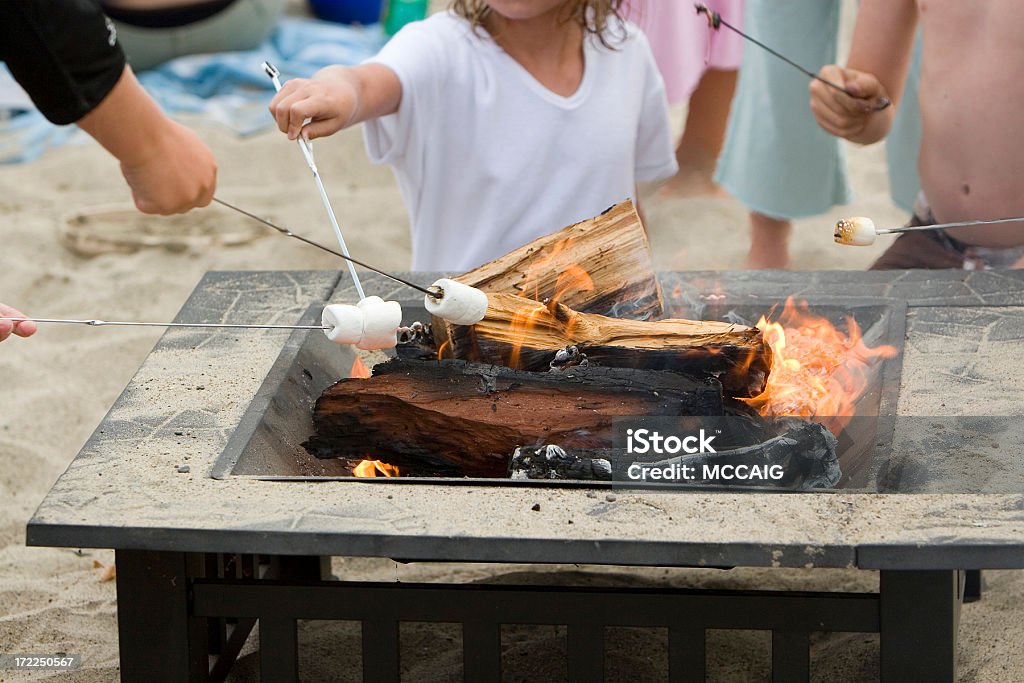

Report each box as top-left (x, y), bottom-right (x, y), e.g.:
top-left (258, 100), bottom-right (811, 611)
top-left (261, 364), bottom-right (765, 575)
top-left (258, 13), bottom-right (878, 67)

top-left (303, 358), bottom-right (723, 477)
top-left (455, 199), bottom-right (663, 320)
top-left (441, 293), bottom-right (772, 398)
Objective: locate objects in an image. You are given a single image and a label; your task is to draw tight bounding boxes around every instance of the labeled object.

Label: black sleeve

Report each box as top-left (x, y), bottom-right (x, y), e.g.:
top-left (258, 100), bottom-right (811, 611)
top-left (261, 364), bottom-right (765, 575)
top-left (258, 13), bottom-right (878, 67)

top-left (0, 0), bottom-right (127, 125)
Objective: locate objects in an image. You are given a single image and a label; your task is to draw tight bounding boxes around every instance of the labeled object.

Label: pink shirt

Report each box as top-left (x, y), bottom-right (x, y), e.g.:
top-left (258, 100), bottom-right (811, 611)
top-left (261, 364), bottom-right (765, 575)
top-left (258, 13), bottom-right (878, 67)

top-left (622, 0), bottom-right (744, 104)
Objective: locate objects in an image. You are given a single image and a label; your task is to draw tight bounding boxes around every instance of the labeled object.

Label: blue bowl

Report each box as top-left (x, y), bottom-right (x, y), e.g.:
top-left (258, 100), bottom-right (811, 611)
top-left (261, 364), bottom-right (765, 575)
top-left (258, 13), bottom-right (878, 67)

top-left (309, 0), bottom-right (383, 24)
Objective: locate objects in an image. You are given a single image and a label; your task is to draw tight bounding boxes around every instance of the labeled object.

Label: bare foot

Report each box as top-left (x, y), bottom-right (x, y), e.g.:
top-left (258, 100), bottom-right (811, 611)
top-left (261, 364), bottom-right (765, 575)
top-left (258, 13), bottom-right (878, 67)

top-left (659, 165), bottom-right (729, 199)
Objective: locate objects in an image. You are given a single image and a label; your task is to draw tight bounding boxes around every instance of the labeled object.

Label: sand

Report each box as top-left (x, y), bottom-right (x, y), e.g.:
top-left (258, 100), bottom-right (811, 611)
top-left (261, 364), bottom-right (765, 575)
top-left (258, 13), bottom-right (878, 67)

top-left (1, 6), bottom-right (1022, 682)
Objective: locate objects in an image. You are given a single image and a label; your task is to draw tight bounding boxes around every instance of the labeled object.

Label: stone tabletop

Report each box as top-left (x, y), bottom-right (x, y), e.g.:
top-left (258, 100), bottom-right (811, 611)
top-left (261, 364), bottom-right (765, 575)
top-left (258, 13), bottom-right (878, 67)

top-left (26, 270), bottom-right (1024, 570)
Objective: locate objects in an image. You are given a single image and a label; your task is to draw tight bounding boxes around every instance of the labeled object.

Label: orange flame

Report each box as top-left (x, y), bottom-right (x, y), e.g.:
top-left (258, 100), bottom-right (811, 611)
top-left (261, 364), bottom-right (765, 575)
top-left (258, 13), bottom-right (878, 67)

top-left (551, 264), bottom-right (594, 307)
top-left (505, 239), bottom-right (596, 368)
top-left (520, 238), bottom-right (573, 301)
top-left (507, 301), bottom-right (548, 368)
top-left (350, 356), bottom-right (371, 379)
top-left (741, 298), bottom-right (897, 432)
top-left (352, 459), bottom-right (400, 477)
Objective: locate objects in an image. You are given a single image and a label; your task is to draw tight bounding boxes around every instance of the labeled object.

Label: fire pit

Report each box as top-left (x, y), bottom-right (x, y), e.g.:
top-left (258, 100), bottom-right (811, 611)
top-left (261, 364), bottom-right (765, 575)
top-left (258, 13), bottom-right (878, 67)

top-left (213, 296), bottom-right (904, 491)
top-left (26, 268), bottom-right (1024, 682)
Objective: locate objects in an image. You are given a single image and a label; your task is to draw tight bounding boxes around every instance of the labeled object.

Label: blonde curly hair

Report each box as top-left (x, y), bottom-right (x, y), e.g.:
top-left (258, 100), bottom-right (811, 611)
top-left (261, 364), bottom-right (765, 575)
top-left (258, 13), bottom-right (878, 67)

top-left (449, 0), bottom-right (625, 44)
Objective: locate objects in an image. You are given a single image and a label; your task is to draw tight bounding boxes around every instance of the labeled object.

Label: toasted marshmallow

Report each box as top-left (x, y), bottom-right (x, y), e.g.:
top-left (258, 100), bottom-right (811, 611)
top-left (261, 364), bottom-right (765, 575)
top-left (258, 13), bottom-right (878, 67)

top-left (424, 279), bottom-right (489, 326)
top-left (834, 217), bottom-right (877, 246)
top-left (321, 304), bottom-right (364, 344)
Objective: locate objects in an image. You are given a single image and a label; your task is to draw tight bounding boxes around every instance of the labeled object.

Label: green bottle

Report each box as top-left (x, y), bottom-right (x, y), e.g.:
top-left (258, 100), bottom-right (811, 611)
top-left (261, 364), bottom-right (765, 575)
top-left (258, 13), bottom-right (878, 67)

top-left (383, 0), bottom-right (428, 35)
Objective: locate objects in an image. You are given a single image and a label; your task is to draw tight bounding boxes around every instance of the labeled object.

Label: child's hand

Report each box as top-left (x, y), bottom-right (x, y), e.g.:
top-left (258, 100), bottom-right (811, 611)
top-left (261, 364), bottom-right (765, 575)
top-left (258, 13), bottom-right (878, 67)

top-left (810, 65), bottom-right (890, 143)
top-left (269, 71), bottom-right (359, 142)
top-left (0, 303), bottom-right (37, 342)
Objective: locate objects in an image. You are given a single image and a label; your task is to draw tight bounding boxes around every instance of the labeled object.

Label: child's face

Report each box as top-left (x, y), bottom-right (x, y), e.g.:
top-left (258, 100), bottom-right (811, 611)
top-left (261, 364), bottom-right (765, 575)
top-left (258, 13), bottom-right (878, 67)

top-left (485, 0), bottom-right (571, 21)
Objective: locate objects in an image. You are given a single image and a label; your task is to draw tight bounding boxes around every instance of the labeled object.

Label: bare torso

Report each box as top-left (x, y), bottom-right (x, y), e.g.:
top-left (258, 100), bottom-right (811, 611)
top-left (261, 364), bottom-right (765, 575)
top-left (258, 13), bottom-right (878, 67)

top-left (916, 0), bottom-right (1024, 246)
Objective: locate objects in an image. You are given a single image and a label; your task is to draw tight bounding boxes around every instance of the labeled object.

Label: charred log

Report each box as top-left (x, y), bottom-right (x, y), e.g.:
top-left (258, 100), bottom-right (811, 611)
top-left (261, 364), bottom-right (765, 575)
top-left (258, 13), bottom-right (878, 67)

top-left (303, 358), bottom-right (723, 477)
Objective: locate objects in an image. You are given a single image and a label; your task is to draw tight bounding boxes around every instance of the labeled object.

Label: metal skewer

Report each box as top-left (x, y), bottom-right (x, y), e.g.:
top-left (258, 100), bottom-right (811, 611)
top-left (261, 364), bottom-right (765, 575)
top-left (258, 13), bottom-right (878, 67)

top-left (211, 197), bottom-right (438, 297)
top-left (263, 61), bottom-right (366, 300)
top-left (0, 317), bottom-right (330, 330)
top-left (694, 4), bottom-right (891, 112)
top-left (877, 216), bottom-right (1024, 236)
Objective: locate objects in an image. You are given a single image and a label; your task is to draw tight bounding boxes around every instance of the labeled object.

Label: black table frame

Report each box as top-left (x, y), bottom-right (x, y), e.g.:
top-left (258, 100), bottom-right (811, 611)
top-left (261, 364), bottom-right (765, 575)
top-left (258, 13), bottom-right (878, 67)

top-left (116, 549), bottom-right (974, 682)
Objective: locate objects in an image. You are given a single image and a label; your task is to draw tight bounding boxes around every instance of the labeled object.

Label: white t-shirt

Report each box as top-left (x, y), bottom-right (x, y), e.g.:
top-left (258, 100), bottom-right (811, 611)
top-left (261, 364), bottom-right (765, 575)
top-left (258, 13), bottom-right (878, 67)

top-left (364, 11), bottom-right (677, 272)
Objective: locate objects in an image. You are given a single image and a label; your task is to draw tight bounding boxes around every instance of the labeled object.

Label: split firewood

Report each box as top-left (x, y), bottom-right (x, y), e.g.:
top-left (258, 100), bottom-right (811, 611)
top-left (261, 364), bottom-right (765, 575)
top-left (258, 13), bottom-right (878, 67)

top-left (440, 292), bottom-right (771, 398)
top-left (454, 199), bottom-right (663, 320)
top-left (304, 358), bottom-right (723, 477)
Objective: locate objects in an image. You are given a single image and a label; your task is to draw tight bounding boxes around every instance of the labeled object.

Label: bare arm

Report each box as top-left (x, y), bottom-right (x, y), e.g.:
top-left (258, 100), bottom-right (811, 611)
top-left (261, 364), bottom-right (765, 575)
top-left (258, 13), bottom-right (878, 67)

top-left (78, 66), bottom-right (217, 214)
top-left (268, 64), bottom-right (403, 141)
top-left (810, 0), bottom-right (918, 144)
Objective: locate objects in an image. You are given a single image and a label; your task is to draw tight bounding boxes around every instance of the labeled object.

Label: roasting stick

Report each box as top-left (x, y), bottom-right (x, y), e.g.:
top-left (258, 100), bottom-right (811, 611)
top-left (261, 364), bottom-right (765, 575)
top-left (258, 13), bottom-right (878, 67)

top-left (211, 197), bottom-right (438, 297)
top-left (835, 215), bottom-right (1024, 246)
top-left (0, 317), bottom-right (330, 331)
top-left (694, 4), bottom-right (891, 112)
top-left (263, 61), bottom-right (366, 300)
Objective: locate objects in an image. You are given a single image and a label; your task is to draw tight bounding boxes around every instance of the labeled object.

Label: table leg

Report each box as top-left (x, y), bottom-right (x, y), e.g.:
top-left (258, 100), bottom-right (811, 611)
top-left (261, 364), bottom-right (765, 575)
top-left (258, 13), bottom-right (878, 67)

top-left (964, 569), bottom-right (983, 603)
top-left (259, 618), bottom-right (298, 682)
top-left (115, 550), bottom-right (209, 682)
top-left (772, 631), bottom-right (809, 682)
top-left (879, 570), bottom-right (960, 683)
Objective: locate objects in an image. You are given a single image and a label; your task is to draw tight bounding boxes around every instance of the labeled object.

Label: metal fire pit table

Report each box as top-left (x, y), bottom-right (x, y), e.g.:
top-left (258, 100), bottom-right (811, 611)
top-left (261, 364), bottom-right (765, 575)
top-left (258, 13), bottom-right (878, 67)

top-left (26, 269), bottom-right (1024, 682)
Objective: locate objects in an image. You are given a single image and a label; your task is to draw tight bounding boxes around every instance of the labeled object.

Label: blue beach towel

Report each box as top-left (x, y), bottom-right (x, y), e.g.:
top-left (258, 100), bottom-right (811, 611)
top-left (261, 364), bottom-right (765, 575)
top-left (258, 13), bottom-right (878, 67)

top-left (0, 18), bottom-right (386, 163)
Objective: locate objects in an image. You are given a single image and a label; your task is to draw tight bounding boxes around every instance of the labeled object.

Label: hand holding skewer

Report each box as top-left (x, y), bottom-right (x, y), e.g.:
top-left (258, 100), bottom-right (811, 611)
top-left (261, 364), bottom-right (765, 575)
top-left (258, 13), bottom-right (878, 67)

top-left (0, 303), bottom-right (36, 342)
top-left (810, 65), bottom-right (893, 143)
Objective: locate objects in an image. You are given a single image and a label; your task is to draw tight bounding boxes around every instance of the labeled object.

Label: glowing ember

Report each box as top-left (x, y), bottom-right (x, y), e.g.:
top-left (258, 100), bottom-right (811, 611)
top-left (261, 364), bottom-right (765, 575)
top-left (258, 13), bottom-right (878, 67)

top-left (350, 356), bottom-right (371, 379)
top-left (352, 459), bottom-right (400, 477)
top-left (741, 298), bottom-right (897, 431)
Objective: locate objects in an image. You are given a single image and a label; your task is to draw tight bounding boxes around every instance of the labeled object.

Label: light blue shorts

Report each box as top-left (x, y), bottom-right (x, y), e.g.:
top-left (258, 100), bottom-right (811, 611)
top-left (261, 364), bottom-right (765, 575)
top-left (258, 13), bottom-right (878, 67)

top-left (715, 0), bottom-right (849, 219)
top-left (716, 0), bottom-right (921, 219)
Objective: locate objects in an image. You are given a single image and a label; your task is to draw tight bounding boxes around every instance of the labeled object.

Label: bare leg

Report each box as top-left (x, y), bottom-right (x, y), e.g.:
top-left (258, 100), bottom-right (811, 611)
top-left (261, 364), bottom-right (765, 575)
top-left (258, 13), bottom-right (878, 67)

top-left (745, 212), bottom-right (792, 269)
top-left (662, 68), bottom-right (738, 198)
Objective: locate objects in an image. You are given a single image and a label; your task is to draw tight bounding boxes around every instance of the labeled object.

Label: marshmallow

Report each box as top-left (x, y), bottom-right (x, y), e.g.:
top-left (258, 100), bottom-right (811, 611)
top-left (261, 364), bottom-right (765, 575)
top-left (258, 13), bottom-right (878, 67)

top-left (424, 278), bottom-right (489, 325)
top-left (321, 304), bottom-right (364, 344)
top-left (355, 296), bottom-right (402, 350)
top-left (834, 217), bottom-right (877, 246)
